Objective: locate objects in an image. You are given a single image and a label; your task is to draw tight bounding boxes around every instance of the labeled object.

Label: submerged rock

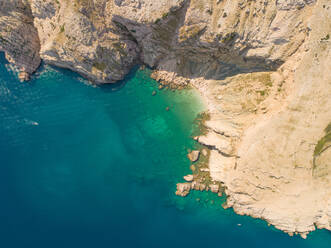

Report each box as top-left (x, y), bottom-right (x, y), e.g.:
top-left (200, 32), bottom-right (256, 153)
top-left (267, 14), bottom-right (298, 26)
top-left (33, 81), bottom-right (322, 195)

top-left (188, 150), bottom-right (200, 162)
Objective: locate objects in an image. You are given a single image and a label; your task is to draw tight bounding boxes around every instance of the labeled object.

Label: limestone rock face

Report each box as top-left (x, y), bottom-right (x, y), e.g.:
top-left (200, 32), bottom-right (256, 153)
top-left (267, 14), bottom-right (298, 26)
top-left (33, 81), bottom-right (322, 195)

top-left (0, 0), bottom-right (40, 74)
top-left (193, 0), bottom-right (331, 238)
top-left (28, 0), bottom-right (140, 83)
top-left (1, 0), bottom-right (317, 83)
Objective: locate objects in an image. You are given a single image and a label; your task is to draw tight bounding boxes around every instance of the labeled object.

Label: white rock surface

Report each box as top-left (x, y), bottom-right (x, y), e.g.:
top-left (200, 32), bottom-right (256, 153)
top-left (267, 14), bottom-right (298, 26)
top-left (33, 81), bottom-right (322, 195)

top-left (183, 174), bottom-right (194, 182)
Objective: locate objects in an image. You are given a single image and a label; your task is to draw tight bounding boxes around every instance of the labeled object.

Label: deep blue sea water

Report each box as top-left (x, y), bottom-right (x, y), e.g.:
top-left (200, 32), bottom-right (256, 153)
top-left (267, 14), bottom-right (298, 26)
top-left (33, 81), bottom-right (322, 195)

top-left (0, 54), bottom-right (330, 248)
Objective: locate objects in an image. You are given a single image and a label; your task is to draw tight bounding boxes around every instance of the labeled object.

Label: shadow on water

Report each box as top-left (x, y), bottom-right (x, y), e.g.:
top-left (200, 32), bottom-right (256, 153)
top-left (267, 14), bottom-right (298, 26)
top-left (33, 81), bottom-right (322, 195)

top-left (40, 63), bottom-right (140, 93)
top-left (0, 51), bottom-right (140, 93)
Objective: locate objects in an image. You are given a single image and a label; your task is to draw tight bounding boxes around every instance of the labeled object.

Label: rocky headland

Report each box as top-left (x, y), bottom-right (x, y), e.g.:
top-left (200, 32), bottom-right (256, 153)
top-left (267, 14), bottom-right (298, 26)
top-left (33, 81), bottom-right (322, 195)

top-left (0, 0), bottom-right (330, 238)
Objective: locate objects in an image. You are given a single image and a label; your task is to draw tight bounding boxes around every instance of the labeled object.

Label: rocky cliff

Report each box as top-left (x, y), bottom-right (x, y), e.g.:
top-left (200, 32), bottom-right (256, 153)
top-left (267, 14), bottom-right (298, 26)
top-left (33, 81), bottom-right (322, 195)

top-left (0, 0), bottom-right (40, 76)
top-left (0, 0), bottom-right (330, 238)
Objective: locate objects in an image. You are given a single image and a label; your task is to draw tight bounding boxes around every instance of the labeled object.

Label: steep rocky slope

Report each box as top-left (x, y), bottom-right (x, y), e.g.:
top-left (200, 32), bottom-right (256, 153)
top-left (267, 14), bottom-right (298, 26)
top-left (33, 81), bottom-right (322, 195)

top-left (0, 0), bottom-right (330, 238)
top-left (195, 1), bottom-right (331, 238)
top-left (0, 0), bottom-right (40, 76)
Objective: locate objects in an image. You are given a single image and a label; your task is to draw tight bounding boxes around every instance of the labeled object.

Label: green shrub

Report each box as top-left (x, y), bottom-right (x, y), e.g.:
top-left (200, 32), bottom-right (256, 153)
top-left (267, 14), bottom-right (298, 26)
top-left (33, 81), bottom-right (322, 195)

top-left (162, 12), bottom-right (169, 19)
top-left (60, 24), bottom-right (65, 33)
top-left (93, 62), bottom-right (106, 72)
top-left (314, 123), bottom-right (331, 157)
top-left (321, 34), bottom-right (329, 41)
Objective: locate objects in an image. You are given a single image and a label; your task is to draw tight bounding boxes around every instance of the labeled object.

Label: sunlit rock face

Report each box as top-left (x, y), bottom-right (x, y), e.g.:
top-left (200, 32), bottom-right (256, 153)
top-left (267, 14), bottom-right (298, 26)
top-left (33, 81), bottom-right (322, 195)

top-left (1, 0), bottom-right (316, 83)
top-left (0, 0), bottom-right (41, 74)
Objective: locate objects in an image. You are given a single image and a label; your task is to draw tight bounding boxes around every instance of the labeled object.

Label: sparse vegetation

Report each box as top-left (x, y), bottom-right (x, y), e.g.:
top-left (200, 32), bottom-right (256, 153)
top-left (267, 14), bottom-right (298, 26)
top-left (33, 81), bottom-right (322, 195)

top-left (179, 24), bottom-right (206, 42)
top-left (60, 24), bottom-right (65, 33)
top-left (192, 111), bottom-right (211, 136)
top-left (0, 33), bottom-right (7, 43)
top-left (321, 34), bottom-right (330, 41)
top-left (314, 125), bottom-right (331, 157)
top-left (112, 42), bottom-right (127, 55)
top-left (190, 148), bottom-right (213, 185)
top-left (162, 12), bottom-right (169, 19)
top-left (191, 0), bottom-right (205, 12)
top-left (313, 122), bottom-right (331, 171)
top-left (221, 32), bottom-right (236, 43)
top-left (257, 90), bottom-right (266, 96)
top-left (93, 62), bottom-right (106, 72)
top-left (324, 123), bottom-right (331, 134)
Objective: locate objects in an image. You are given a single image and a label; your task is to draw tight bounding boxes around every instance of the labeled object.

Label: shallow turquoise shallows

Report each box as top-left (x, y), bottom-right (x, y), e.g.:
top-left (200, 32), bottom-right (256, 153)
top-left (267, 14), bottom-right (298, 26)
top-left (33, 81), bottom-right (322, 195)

top-left (0, 54), bottom-right (330, 248)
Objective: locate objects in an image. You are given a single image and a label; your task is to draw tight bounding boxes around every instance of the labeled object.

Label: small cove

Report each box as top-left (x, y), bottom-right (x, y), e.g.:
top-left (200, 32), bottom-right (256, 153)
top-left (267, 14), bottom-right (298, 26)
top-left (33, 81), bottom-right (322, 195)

top-left (0, 55), bottom-right (330, 247)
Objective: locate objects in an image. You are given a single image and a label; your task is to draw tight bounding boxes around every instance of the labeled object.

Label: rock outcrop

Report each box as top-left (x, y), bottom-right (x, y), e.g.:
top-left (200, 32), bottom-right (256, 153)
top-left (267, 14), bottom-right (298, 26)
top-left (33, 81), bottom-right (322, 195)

top-left (187, 150), bottom-right (200, 162)
top-left (0, 0), bottom-right (40, 77)
top-left (0, 0), bottom-right (330, 239)
top-left (1, 0), bottom-right (318, 83)
top-left (29, 0), bottom-right (140, 83)
top-left (175, 182), bottom-right (191, 197)
top-left (191, 0), bottom-right (331, 238)
top-left (183, 174), bottom-right (194, 182)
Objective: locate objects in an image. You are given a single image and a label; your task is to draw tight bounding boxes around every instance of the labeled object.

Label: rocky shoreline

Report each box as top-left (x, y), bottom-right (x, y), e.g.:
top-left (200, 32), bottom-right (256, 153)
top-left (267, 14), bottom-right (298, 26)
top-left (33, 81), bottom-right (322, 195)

top-left (1, 0), bottom-right (330, 239)
top-left (176, 148), bottom-right (223, 198)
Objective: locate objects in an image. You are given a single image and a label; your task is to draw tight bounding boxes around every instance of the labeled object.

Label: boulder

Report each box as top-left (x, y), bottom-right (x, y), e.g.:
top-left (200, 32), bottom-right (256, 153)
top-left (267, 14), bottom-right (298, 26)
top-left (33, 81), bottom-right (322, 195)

top-left (192, 181), bottom-right (200, 191)
top-left (175, 183), bottom-right (191, 197)
top-left (209, 184), bottom-right (220, 193)
top-left (199, 183), bottom-right (206, 191)
top-left (183, 174), bottom-right (194, 182)
top-left (188, 150), bottom-right (200, 162)
top-left (18, 71), bottom-right (30, 82)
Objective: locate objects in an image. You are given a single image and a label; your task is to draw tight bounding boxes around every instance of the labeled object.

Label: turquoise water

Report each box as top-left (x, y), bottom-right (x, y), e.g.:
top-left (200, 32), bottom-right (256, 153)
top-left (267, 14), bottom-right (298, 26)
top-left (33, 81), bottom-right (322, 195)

top-left (0, 54), bottom-right (330, 248)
